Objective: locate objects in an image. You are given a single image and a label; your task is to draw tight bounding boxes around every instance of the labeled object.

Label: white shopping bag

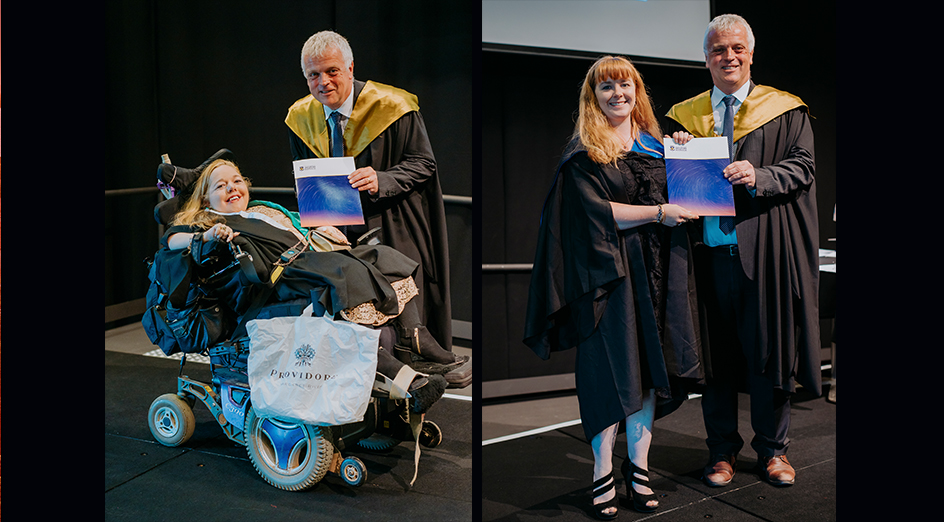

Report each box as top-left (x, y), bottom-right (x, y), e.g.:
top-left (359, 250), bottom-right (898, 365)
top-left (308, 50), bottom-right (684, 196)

top-left (246, 307), bottom-right (379, 425)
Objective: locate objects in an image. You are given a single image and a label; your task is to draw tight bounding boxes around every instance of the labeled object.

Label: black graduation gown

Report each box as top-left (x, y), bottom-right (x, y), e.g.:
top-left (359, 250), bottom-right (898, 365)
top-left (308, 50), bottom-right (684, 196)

top-left (288, 80), bottom-right (452, 350)
top-left (666, 85), bottom-right (821, 395)
top-left (523, 138), bottom-right (703, 442)
top-left (163, 214), bottom-right (418, 321)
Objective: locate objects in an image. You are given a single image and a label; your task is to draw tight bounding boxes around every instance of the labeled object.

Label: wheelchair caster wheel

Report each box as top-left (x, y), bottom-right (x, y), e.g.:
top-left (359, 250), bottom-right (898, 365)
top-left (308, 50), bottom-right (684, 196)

top-left (340, 456), bottom-right (367, 487)
top-left (148, 393), bottom-right (196, 447)
top-left (419, 420), bottom-right (442, 448)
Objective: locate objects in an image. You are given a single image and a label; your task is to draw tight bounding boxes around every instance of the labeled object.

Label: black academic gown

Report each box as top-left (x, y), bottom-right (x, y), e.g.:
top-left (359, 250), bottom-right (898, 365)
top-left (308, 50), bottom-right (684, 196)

top-left (523, 138), bottom-right (703, 442)
top-left (163, 214), bottom-right (418, 322)
top-left (288, 80), bottom-right (452, 350)
top-left (666, 83), bottom-right (821, 395)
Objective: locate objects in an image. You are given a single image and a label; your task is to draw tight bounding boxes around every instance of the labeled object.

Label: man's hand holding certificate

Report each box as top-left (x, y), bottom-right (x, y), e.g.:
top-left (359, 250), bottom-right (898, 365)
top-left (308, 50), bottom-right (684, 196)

top-left (294, 157), bottom-right (366, 227)
top-left (663, 136), bottom-right (735, 216)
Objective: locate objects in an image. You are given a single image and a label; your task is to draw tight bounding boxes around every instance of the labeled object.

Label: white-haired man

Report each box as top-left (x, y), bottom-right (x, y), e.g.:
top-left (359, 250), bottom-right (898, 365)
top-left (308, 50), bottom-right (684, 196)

top-left (666, 14), bottom-right (821, 487)
top-left (285, 30), bottom-right (469, 388)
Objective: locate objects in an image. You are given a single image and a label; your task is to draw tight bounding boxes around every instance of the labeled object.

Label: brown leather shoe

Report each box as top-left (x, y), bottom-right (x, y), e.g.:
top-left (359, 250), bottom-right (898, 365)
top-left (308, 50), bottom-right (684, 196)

top-left (703, 454), bottom-right (736, 487)
top-left (762, 455), bottom-right (796, 486)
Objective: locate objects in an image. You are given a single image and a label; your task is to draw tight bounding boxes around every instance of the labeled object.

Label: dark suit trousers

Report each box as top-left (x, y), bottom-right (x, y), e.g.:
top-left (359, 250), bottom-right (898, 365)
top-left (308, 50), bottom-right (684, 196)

top-left (700, 245), bottom-right (791, 459)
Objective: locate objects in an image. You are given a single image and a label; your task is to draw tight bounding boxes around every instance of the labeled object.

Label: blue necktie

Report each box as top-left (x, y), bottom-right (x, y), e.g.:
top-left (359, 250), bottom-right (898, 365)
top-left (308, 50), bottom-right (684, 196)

top-left (330, 111), bottom-right (344, 157)
top-left (719, 95), bottom-right (736, 234)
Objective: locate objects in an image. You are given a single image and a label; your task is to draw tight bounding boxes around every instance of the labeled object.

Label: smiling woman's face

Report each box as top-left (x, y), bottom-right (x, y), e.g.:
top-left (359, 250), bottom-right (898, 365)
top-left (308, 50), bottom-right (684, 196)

top-left (204, 164), bottom-right (249, 213)
top-left (594, 76), bottom-right (636, 127)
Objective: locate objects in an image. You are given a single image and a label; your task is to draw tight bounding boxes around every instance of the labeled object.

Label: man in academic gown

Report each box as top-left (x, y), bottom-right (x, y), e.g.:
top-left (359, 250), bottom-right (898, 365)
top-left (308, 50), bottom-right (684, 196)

top-left (284, 30), bottom-right (452, 353)
top-left (665, 14), bottom-right (820, 488)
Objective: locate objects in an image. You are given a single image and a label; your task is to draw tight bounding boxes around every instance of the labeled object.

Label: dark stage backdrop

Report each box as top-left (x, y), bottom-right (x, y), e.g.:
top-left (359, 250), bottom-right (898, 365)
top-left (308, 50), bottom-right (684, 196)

top-left (482, 1), bottom-right (837, 395)
top-left (104, 0), bottom-right (477, 338)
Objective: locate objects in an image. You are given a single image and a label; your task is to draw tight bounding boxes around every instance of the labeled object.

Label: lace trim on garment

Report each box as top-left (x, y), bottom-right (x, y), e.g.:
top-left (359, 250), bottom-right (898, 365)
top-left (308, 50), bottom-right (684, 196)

top-left (339, 277), bottom-right (419, 326)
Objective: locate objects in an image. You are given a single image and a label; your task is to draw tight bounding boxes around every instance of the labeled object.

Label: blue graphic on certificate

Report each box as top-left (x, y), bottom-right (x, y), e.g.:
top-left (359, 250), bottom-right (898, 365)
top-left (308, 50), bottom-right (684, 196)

top-left (293, 157), bottom-right (365, 227)
top-left (663, 137), bottom-right (735, 216)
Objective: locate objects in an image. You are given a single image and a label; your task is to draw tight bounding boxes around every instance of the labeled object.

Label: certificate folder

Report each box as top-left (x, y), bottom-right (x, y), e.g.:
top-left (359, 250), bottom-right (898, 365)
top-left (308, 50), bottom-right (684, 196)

top-left (663, 137), bottom-right (735, 216)
top-left (293, 157), bottom-right (365, 227)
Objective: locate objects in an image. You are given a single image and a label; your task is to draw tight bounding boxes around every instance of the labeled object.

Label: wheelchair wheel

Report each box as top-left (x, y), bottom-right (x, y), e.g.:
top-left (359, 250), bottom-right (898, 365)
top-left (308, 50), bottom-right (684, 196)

top-left (419, 420), bottom-right (443, 448)
top-left (244, 406), bottom-right (334, 491)
top-left (148, 393), bottom-right (196, 447)
top-left (340, 456), bottom-right (367, 487)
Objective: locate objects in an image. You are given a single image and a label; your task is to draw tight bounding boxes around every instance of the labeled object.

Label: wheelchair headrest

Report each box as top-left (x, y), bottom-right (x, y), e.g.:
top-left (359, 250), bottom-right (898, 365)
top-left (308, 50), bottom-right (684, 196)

top-left (154, 148), bottom-right (237, 225)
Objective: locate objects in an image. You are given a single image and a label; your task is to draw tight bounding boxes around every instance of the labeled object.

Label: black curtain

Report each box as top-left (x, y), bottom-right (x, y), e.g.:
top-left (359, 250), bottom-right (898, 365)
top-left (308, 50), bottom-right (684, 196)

top-left (482, 0), bottom-right (837, 388)
top-left (104, 0), bottom-right (477, 330)
top-left (481, 52), bottom-right (712, 383)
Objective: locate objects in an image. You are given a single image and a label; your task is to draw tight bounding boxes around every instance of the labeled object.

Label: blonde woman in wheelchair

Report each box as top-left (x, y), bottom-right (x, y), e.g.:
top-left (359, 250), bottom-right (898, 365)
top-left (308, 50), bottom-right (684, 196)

top-left (164, 158), bottom-right (471, 412)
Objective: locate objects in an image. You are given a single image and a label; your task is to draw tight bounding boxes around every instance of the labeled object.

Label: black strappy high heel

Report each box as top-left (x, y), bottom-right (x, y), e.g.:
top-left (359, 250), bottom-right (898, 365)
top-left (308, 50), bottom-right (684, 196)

top-left (591, 472), bottom-right (619, 520)
top-left (622, 459), bottom-right (659, 513)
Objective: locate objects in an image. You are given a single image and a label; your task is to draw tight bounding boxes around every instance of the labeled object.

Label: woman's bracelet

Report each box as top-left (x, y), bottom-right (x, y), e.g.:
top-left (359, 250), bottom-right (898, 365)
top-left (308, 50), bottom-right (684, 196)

top-left (656, 204), bottom-right (665, 224)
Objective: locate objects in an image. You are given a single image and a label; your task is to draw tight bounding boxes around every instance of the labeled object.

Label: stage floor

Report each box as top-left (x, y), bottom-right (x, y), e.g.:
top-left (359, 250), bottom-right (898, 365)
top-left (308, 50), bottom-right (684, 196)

top-left (105, 323), bottom-right (472, 522)
top-left (107, 323), bottom-right (836, 520)
top-left (482, 378), bottom-right (835, 521)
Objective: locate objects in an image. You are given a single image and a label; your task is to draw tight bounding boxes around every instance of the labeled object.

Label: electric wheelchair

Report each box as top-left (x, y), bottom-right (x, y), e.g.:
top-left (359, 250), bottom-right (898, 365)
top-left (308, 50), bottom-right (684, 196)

top-left (142, 149), bottom-right (462, 491)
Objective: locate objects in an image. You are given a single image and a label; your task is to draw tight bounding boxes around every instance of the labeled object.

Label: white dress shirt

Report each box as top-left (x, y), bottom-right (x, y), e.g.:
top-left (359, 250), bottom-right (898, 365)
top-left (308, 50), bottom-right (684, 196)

top-left (322, 87), bottom-right (356, 136)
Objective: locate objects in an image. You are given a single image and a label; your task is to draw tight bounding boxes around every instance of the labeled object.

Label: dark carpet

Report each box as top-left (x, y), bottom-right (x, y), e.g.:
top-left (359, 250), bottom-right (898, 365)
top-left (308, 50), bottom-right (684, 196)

top-left (482, 380), bottom-right (836, 521)
top-left (105, 351), bottom-right (472, 521)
